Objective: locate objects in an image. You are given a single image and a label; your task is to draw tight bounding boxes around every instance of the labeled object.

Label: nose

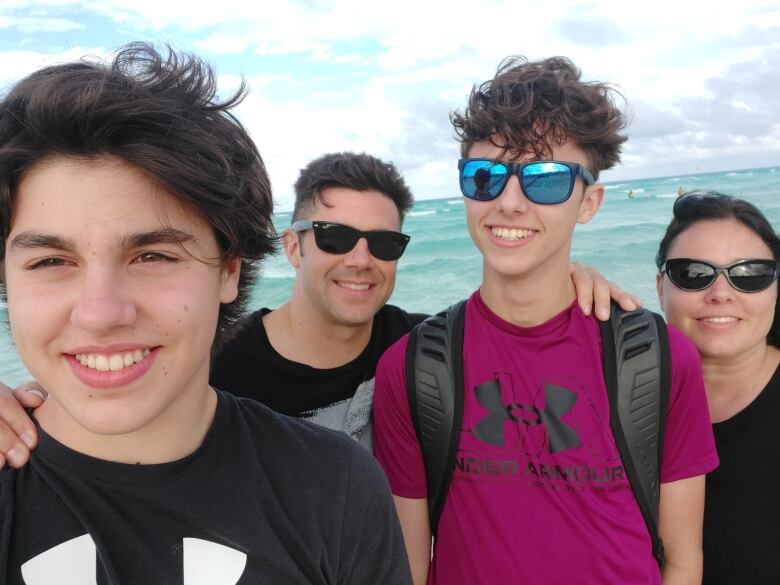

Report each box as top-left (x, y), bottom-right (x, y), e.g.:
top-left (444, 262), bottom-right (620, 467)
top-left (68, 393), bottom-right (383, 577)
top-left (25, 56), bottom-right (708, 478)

top-left (495, 175), bottom-right (529, 213)
top-left (703, 272), bottom-right (735, 302)
top-left (70, 268), bottom-right (137, 332)
top-left (342, 236), bottom-right (373, 268)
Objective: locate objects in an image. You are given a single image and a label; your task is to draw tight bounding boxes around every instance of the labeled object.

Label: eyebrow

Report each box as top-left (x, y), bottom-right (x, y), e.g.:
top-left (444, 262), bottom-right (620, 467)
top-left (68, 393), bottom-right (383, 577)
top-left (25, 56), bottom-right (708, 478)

top-left (8, 228), bottom-right (195, 254)
top-left (8, 232), bottom-right (76, 253)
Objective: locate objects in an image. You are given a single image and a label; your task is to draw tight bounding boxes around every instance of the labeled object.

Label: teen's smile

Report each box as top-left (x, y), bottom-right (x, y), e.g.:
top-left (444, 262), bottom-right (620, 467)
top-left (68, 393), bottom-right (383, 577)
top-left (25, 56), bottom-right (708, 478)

top-left (4, 155), bottom-right (239, 445)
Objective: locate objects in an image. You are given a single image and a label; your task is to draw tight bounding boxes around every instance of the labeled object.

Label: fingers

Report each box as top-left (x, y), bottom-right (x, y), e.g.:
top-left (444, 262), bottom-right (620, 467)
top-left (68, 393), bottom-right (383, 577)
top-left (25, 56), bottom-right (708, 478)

top-left (13, 381), bottom-right (47, 408)
top-left (570, 262), bottom-right (643, 322)
top-left (0, 380), bottom-right (41, 469)
top-left (570, 262), bottom-right (595, 317)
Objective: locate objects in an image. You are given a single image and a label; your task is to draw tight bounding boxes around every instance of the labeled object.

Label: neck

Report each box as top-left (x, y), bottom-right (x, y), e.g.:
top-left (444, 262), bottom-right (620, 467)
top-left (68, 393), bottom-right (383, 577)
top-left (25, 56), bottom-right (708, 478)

top-left (36, 377), bottom-right (217, 464)
top-left (701, 343), bottom-right (780, 423)
top-left (479, 259), bottom-right (576, 327)
top-left (264, 298), bottom-right (374, 368)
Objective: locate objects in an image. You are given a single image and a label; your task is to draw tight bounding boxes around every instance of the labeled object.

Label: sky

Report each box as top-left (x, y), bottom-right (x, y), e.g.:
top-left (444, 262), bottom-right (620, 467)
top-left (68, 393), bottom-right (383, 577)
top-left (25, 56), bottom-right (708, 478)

top-left (0, 0), bottom-right (778, 211)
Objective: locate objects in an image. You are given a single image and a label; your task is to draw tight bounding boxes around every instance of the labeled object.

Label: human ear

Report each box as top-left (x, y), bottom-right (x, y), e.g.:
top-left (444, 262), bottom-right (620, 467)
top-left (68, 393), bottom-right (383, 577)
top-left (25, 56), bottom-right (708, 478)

top-left (219, 256), bottom-right (241, 303)
top-left (282, 228), bottom-right (302, 269)
top-left (576, 184), bottom-right (605, 225)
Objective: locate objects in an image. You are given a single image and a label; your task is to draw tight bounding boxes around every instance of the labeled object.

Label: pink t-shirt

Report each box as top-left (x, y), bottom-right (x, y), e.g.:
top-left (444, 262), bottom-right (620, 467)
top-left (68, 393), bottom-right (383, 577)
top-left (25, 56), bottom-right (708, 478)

top-left (373, 291), bottom-right (718, 585)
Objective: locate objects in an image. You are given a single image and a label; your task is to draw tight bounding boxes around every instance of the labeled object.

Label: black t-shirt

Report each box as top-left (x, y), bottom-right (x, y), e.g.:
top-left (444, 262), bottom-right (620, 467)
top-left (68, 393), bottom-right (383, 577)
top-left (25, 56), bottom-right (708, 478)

top-left (0, 391), bottom-right (412, 585)
top-left (210, 305), bottom-right (426, 447)
top-left (703, 363), bottom-right (780, 585)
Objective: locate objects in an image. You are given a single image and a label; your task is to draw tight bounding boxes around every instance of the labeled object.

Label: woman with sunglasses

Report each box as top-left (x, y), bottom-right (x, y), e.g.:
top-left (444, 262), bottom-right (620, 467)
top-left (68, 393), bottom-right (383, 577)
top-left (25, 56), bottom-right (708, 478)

top-left (655, 190), bottom-right (780, 585)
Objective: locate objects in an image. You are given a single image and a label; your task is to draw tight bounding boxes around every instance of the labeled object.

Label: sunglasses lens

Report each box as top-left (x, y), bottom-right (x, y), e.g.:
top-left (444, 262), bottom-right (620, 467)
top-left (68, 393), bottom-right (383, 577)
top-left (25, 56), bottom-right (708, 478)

top-left (314, 223), bottom-right (359, 254)
top-left (460, 160), bottom-right (506, 201)
top-left (666, 260), bottom-right (716, 291)
top-left (367, 233), bottom-right (409, 261)
top-left (728, 262), bottom-right (778, 292)
top-left (312, 223), bottom-right (408, 260)
top-left (521, 162), bottom-right (575, 204)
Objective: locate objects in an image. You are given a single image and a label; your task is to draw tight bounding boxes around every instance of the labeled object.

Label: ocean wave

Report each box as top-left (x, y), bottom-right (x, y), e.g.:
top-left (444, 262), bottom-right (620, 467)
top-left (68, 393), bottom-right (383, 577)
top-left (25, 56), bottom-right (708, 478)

top-left (605, 184), bottom-right (626, 190)
top-left (261, 265), bottom-right (294, 279)
top-left (409, 210), bottom-right (437, 217)
top-left (726, 171), bottom-right (753, 177)
top-left (447, 199), bottom-right (463, 205)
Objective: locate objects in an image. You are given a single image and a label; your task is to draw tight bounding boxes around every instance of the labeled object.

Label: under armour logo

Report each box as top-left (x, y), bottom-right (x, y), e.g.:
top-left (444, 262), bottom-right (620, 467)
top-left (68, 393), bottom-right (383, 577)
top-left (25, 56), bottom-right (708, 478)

top-left (473, 379), bottom-right (580, 452)
top-left (21, 534), bottom-right (247, 585)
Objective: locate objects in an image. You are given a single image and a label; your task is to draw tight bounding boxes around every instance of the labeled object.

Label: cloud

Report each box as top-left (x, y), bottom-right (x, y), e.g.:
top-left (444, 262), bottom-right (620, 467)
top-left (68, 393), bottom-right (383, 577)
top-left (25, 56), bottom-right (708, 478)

top-left (0, 15), bottom-right (85, 33)
top-left (557, 17), bottom-right (627, 46)
top-left (0, 46), bottom-right (109, 89)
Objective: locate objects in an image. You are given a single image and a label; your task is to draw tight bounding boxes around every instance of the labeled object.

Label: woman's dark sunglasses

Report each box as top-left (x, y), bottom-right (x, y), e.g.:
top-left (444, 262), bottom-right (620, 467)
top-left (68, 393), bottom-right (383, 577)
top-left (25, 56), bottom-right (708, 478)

top-left (291, 220), bottom-right (410, 261)
top-left (659, 258), bottom-right (780, 293)
top-left (458, 158), bottom-right (596, 204)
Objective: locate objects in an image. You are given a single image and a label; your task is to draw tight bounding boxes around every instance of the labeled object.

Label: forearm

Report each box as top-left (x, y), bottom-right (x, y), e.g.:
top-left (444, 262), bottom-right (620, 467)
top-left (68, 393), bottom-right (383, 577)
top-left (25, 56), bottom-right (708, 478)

top-left (662, 557), bottom-right (702, 585)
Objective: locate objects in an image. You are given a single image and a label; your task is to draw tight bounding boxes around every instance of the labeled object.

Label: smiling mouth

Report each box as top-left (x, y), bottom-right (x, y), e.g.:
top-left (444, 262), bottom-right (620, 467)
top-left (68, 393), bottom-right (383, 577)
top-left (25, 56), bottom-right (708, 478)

top-left (699, 317), bottom-right (739, 324)
top-left (74, 348), bottom-right (153, 372)
top-left (491, 226), bottom-right (533, 241)
top-left (336, 281), bottom-right (373, 291)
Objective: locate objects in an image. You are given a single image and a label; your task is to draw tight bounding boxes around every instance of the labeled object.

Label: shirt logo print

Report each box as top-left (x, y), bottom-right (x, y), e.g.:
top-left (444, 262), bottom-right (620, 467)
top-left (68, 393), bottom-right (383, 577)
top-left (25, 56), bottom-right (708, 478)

top-left (473, 379), bottom-right (581, 452)
top-left (21, 534), bottom-right (248, 585)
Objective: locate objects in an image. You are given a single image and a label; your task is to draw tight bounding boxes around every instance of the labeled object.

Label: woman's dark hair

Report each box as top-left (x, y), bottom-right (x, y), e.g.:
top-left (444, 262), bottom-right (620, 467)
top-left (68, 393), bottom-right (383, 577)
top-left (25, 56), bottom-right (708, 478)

top-left (0, 42), bottom-right (276, 348)
top-left (657, 190), bottom-right (780, 347)
top-left (450, 56), bottom-right (628, 179)
top-left (291, 152), bottom-right (414, 224)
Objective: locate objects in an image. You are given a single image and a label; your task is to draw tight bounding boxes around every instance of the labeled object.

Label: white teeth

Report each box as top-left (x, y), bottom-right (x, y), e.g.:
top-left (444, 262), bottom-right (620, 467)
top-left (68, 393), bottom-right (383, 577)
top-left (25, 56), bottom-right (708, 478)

top-left (339, 282), bottom-right (371, 290)
top-left (702, 317), bottom-right (738, 324)
top-left (492, 226), bottom-right (532, 240)
top-left (74, 349), bottom-right (152, 372)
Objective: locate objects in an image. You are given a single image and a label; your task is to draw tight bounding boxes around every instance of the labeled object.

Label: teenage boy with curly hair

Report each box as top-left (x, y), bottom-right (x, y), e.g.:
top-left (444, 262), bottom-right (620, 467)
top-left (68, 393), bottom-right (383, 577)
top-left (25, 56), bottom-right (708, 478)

top-left (372, 56), bottom-right (718, 585)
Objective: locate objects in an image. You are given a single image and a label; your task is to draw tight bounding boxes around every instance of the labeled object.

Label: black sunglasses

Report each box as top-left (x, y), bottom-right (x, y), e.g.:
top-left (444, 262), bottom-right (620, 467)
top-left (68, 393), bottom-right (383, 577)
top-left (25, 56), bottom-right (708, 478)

top-left (291, 220), bottom-right (410, 261)
top-left (659, 258), bottom-right (780, 293)
top-left (458, 158), bottom-right (596, 204)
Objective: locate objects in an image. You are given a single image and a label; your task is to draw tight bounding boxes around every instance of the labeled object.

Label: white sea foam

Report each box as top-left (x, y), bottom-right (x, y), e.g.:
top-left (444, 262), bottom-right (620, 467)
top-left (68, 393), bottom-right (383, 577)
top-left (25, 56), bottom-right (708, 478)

top-left (409, 210), bottom-right (436, 217)
top-left (447, 199), bottom-right (463, 205)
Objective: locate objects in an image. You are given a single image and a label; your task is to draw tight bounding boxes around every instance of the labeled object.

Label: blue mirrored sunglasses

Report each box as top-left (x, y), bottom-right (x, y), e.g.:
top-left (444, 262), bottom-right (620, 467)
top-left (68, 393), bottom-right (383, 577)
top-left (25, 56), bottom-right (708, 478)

top-left (458, 158), bottom-right (596, 204)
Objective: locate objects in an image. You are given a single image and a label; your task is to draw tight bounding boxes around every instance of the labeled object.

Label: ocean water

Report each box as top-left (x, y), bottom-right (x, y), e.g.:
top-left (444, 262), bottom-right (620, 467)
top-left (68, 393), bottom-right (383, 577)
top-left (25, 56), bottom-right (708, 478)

top-left (2, 165), bottom-right (779, 385)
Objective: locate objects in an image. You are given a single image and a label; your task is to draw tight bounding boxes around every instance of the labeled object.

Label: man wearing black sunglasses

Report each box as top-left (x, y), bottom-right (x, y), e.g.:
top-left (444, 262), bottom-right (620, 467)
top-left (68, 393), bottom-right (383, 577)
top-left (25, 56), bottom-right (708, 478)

top-left (373, 56), bottom-right (718, 585)
top-left (209, 151), bottom-right (425, 449)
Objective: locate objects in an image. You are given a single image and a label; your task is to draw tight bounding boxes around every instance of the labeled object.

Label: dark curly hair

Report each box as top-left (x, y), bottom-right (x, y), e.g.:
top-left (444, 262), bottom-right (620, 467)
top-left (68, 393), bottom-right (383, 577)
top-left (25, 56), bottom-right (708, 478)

top-left (450, 56), bottom-right (628, 178)
top-left (656, 190), bottom-right (780, 348)
top-left (0, 42), bottom-right (276, 348)
top-left (291, 152), bottom-right (414, 224)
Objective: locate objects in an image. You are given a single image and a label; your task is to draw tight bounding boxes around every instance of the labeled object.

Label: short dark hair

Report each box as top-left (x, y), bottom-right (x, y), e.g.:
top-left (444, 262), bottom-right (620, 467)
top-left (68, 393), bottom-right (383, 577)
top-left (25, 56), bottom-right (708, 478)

top-left (450, 56), bottom-right (627, 179)
top-left (656, 190), bottom-right (780, 348)
top-left (0, 42), bottom-right (276, 348)
top-left (291, 152), bottom-right (414, 223)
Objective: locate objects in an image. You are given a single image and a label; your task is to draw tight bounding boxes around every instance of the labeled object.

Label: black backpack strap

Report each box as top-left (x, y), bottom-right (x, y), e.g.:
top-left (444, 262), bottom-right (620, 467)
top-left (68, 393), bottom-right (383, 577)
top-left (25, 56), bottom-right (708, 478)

top-left (600, 304), bottom-right (671, 567)
top-left (405, 300), bottom-right (467, 536)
